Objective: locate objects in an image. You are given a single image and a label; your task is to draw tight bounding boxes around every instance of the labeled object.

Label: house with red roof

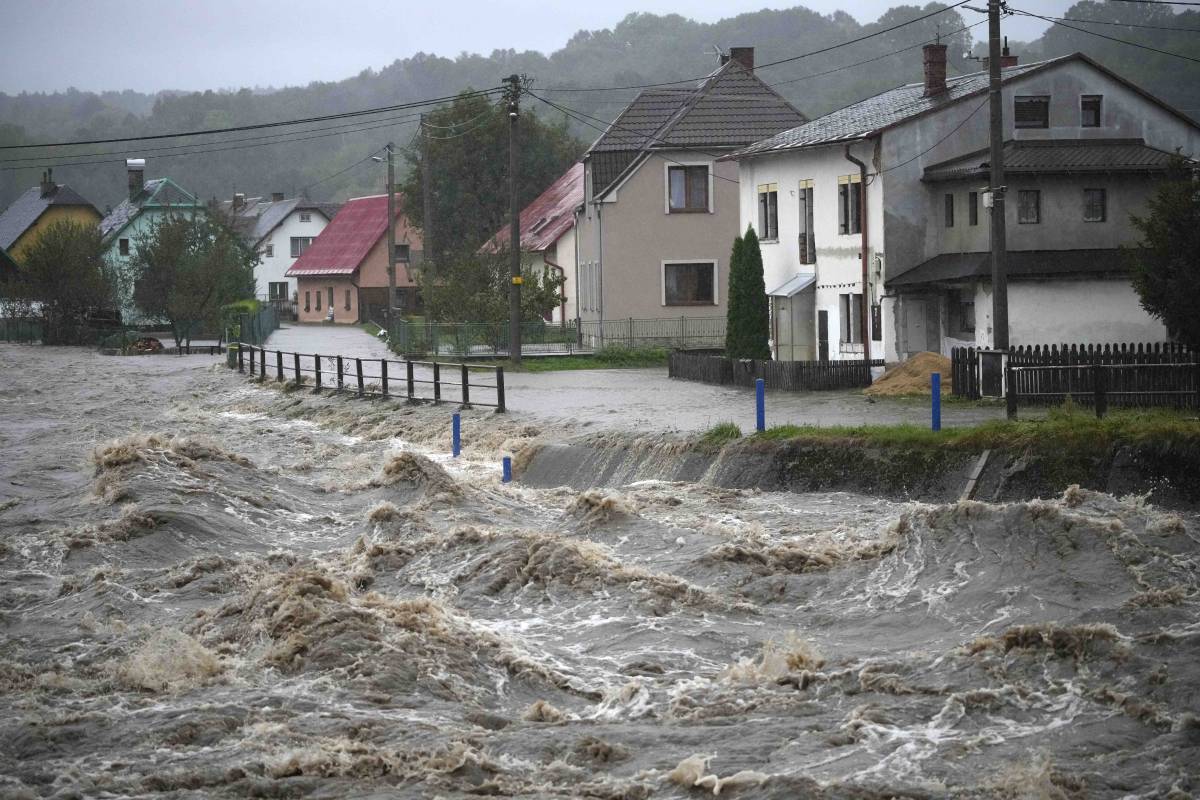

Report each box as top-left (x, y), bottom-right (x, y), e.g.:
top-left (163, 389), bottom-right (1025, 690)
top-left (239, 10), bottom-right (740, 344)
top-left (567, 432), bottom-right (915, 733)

top-left (486, 162), bottom-right (583, 323)
top-left (285, 193), bottom-right (422, 324)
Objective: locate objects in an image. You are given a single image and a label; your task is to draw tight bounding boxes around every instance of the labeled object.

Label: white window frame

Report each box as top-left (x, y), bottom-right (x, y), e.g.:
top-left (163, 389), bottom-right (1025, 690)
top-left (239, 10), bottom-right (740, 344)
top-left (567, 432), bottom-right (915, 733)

top-left (663, 159), bottom-right (715, 214)
top-left (757, 182), bottom-right (779, 241)
top-left (661, 259), bottom-right (719, 307)
top-left (298, 211), bottom-right (312, 223)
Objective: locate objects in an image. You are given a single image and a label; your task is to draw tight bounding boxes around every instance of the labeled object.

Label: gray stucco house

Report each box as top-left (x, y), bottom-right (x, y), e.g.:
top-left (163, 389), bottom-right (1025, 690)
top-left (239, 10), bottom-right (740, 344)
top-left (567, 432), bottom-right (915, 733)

top-left (574, 47), bottom-right (805, 332)
top-left (729, 47), bottom-right (1200, 362)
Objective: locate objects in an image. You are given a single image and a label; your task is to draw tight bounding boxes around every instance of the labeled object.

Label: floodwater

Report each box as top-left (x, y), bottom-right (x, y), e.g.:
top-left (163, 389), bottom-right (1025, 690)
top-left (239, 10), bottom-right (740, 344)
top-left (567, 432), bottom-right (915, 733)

top-left (1, 344), bottom-right (1198, 799)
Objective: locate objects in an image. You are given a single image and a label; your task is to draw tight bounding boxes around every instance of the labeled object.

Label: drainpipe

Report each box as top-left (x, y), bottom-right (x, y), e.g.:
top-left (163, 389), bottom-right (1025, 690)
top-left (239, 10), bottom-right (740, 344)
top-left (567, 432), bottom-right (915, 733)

top-left (844, 145), bottom-right (871, 367)
top-left (545, 257), bottom-right (567, 329)
top-left (597, 202), bottom-right (605, 347)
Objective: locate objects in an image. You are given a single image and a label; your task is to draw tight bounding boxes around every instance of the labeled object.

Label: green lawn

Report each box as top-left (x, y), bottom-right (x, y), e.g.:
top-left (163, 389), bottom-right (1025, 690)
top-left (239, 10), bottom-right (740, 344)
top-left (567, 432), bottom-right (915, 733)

top-left (501, 346), bottom-right (670, 372)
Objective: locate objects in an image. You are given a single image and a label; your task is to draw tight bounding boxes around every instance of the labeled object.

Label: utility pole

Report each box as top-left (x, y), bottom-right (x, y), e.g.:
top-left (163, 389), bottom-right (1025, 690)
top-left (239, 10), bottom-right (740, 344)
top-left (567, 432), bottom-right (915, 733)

top-left (421, 114), bottom-right (436, 272)
top-left (386, 141), bottom-right (397, 332)
top-left (987, 0), bottom-right (1009, 351)
top-left (505, 74), bottom-right (522, 365)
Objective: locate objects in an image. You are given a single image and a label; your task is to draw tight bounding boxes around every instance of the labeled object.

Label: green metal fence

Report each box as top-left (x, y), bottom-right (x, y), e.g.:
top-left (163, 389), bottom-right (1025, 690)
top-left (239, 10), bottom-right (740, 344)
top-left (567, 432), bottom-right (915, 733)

top-left (236, 304), bottom-right (280, 346)
top-left (1, 317), bottom-right (43, 343)
top-left (386, 317), bottom-right (726, 358)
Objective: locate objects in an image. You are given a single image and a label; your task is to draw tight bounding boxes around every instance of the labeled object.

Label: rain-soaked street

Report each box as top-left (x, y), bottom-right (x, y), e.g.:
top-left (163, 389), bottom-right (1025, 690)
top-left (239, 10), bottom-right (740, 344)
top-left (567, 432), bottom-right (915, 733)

top-left (1, 343), bottom-right (1198, 798)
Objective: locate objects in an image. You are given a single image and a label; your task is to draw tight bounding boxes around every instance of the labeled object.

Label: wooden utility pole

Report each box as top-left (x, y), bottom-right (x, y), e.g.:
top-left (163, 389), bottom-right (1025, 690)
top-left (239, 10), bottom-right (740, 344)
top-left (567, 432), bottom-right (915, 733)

top-left (421, 114), bottom-right (436, 272)
top-left (386, 141), bottom-right (397, 331)
top-left (505, 74), bottom-right (522, 365)
top-left (987, 0), bottom-right (1009, 350)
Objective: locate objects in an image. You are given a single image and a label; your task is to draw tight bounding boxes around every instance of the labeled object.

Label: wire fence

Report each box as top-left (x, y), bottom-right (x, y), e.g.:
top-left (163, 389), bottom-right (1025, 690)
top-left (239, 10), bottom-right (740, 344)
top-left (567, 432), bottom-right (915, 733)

top-left (386, 316), bottom-right (727, 358)
top-left (236, 343), bottom-right (505, 411)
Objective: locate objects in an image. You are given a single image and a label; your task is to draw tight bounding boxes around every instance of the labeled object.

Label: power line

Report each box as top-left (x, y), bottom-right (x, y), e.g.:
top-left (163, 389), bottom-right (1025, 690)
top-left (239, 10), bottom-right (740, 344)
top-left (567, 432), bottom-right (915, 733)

top-left (418, 107), bottom-right (495, 130)
top-left (302, 147), bottom-right (387, 193)
top-left (878, 97), bottom-right (989, 173)
top-left (0, 87), bottom-right (504, 151)
top-left (1104, 0), bottom-right (1200, 6)
top-left (1011, 7), bottom-right (1200, 62)
top-left (1038, 13), bottom-right (1200, 33)
top-left (540, 0), bottom-right (971, 93)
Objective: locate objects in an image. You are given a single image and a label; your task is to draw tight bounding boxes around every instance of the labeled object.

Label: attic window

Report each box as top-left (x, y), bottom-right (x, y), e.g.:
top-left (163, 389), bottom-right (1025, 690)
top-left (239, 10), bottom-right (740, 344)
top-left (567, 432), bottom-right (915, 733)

top-left (1081, 95), bottom-right (1102, 128)
top-left (1014, 96), bottom-right (1049, 129)
top-left (299, 212), bottom-right (312, 223)
top-left (119, 238), bottom-right (130, 256)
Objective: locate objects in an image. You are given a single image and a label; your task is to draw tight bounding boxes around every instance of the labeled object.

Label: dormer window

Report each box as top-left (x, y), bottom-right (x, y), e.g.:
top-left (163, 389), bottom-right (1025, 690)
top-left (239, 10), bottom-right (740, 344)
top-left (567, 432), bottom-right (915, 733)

top-left (1081, 95), bottom-right (1102, 128)
top-left (1014, 96), bottom-right (1049, 129)
top-left (299, 212), bottom-right (312, 222)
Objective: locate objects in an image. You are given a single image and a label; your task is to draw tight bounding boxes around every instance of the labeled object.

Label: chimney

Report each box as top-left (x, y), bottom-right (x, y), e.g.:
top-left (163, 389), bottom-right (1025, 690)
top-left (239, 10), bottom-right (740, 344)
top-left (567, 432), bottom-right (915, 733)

top-left (728, 46), bottom-right (754, 71)
top-left (126, 158), bottom-right (146, 200)
top-left (922, 42), bottom-right (948, 97)
top-left (271, 192), bottom-right (285, 202)
top-left (40, 168), bottom-right (55, 198)
top-left (233, 192), bottom-right (245, 210)
top-left (983, 37), bottom-right (1019, 71)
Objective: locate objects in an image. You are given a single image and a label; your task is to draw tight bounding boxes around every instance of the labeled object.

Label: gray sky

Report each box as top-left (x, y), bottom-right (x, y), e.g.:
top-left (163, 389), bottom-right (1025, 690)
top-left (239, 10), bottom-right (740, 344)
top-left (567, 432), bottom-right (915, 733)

top-left (0, 0), bottom-right (1071, 95)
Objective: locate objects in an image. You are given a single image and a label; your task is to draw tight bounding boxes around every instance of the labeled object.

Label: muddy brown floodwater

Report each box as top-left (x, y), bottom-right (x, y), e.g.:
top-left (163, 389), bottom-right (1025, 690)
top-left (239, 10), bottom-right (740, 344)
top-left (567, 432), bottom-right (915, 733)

top-left (1, 344), bottom-right (1198, 799)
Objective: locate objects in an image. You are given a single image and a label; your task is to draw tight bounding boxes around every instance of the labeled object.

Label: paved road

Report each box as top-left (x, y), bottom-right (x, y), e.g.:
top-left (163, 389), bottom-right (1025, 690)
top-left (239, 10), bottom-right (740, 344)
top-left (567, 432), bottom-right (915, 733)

top-left (262, 323), bottom-right (1016, 433)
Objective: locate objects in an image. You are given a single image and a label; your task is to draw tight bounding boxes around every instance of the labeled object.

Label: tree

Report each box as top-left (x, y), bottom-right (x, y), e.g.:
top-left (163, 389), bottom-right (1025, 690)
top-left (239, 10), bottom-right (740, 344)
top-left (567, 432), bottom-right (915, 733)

top-left (11, 219), bottom-right (116, 343)
top-left (725, 225), bottom-right (771, 359)
top-left (399, 91), bottom-right (584, 261)
top-left (1129, 159), bottom-right (1200, 348)
top-left (416, 248), bottom-right (563, 323)
top-left (131, 213), bottom-right (257, 348)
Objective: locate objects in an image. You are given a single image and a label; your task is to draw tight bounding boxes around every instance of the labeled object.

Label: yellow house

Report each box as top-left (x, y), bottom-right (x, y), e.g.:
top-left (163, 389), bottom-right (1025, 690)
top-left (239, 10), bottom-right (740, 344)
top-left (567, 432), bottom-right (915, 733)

top-left (0, 170), bottom-right (101, 262)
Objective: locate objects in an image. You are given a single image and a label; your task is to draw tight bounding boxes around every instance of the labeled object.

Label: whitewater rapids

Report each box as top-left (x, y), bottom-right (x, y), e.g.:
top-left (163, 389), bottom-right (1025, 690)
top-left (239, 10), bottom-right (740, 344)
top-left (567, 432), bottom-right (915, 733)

top-left (1, 345), bottom-right (1198, 799)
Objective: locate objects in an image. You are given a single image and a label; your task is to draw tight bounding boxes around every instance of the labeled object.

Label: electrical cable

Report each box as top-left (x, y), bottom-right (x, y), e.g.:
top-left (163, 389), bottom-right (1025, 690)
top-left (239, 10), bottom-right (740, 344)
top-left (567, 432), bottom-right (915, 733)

top-left (1010, 7), bottom-right (1200, 63)
top-left (878, 97), bottom-right (989, 174)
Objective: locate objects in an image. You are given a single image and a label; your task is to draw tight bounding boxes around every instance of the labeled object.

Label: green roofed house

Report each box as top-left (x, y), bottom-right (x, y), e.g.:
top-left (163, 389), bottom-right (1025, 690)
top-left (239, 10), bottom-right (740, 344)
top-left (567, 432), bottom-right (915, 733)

top-left (99, 158), bottom-right (204, 323)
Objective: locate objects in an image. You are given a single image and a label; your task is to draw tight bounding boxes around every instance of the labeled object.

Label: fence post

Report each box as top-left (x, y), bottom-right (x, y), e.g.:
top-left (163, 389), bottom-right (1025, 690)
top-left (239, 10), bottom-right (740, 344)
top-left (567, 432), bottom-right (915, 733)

top-left (502, 456), bottom-right (512, 483)
top-left (1005, 362), bottom-right (1017, 420)
top-left (381, 359), bottom-right (389, 397)
top-left (931, 372), bottom-right (941, 431)
top-left (258, 349), bottom-right (266, 383)
top-left (433, 362), bottom-right (441, 403)
top-left (406, 360), bottom-right (415, 401)
top-left (336, 356), bottom-right (344, 391)
top-left (461, 363), bottom-right (471, 408)
top-left (238, 344), bottom-right (245, 373)
top-left (356, 358), bottom-right (364, 395)
top-left (293, 352), bottom-right (301, 386)
top-left (755, 377), bottom-right (765, 432)
top-left (276, 350), bottom-right (283, 382)
top-left (496, 366), bottom-right (506, 413)
top-left (1093, 362), bottom-right (1107, 419)
top-left (452, 412), bottom-right (461, 457)
top-left (314, 355), bottom-right (322, 392)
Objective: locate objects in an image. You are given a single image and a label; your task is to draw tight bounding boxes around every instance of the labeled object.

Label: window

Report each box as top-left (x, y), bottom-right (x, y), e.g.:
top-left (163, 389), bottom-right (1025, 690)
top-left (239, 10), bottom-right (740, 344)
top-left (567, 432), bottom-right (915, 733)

top-left (757, 183), bottom-right (778, 240)
top-left (1018, 190), bottom-right (1041, 224)
top-left (950, 289), bottom-right (975, 334)
top-left (667, 165), bottom-right (709, 212)
top-left (839, 293), bottom-right (863, 344)
top-left (394, 243), bottom-right (411, 262)
top-left (663, 262), bottom-right (716, 306)
top-left (345, 289), bottom-right (351, 311)
top-left (944, 193), bottom-right (955, 228)
top-left (1084, 188), bottom-right (1107, 222)
top-left (1014, 96), bottom-right (1050, 129)
top-left (968, 191), bottom-right (979, 226)
top-left (268, 281), bottom-right (288, 300)
top-left (299, 212), bottom-right (312, 223)
top-left (1081, 95), bottom-right (1102, 128)
top-left (265, 243), bottom-right (274, 258)
top-left (838, 175), bottom-right (861, 235)
top-left (798, 180), bottom-right (815, 264)
top-left (304, 291), bottom-right (311, 312)
top-left (118, 238), bottom-right (129, 256)
top-left (290, 236), bottom-right (313, 258)
top-left (327, 287), bottom-right (334, 310)
top-left (395, 288), bottom-right (408, 309)
top-left (315, 289), bottom-right (321, 310)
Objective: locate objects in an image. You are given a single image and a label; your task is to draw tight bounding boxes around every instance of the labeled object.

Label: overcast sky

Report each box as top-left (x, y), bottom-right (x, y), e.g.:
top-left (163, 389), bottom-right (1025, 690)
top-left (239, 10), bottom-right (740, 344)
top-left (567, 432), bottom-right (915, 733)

top-left (0, 0), bottom-right (1073, 95)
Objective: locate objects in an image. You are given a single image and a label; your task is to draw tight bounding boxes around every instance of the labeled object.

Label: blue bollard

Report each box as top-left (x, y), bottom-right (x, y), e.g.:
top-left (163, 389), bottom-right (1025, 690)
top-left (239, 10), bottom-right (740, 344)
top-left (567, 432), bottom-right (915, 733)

top-left (755, 378), bottom-right (765, 432)
top-left (452, 412), bottom-right (461, 458)
top-left (931, 372), bottom-right (941, 432)
top-left (502, 456), bottom-right (512, 483)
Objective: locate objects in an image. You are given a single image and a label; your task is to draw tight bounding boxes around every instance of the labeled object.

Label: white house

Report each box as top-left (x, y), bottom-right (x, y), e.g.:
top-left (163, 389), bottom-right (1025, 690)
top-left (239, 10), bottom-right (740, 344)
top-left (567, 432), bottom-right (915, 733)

top-left (729, 48), bottom-right (1200, 362)
top-left (219, 193), bottom-right (339, 306)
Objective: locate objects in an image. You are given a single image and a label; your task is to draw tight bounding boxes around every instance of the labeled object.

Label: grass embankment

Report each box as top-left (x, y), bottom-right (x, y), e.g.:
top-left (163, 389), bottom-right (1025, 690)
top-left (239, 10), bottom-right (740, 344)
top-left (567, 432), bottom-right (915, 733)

top-left (506, 346), bottom-right (669, 372)
top-left (705, 405), bottom-right (1200, 454)
top-left (361, 322), bottom-right (383, 337)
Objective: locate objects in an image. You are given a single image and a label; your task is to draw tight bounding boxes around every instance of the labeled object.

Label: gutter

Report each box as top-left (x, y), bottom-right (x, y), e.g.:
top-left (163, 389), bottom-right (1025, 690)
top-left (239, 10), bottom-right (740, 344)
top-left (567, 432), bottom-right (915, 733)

top-left (844, 144), bottom-right (872, 366)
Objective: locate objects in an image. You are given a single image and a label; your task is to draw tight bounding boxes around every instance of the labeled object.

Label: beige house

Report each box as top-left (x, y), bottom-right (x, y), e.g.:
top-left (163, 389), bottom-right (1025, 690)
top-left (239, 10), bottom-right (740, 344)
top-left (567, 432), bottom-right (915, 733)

top-left (574, 47), bottom-right (805, 330)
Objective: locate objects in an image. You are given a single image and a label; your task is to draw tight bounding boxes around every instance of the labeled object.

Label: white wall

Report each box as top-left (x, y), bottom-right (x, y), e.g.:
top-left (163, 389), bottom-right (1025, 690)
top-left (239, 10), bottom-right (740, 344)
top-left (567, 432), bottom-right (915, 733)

top-left (1006, 278), bottom-right (1166, 346)
top-left (258, 210), bottom-right (331, 300)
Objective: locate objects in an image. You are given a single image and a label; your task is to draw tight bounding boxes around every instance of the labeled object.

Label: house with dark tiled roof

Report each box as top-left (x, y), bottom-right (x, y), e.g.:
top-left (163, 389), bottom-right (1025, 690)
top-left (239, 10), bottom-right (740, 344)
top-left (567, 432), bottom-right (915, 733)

top-left (285, 193), bottom-right (422, 324)
top-left (216, 192), bottom-right (341, 309)
top-left (575, 47), bottom-right (805, 327)
top-left (485, 162), bottom-right (583, 323)
top-left (728, 48), bottom-right (1200, 362)
top-left (100, 158), bottom-right (205, 324)
top-left (0, 170), bottom-right (101, 263)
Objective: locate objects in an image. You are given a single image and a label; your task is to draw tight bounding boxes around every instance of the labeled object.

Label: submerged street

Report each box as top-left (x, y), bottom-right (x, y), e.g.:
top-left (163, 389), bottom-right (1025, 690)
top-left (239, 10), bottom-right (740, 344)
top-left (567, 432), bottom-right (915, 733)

top-left (1, 344), bottom-right (1197, 798)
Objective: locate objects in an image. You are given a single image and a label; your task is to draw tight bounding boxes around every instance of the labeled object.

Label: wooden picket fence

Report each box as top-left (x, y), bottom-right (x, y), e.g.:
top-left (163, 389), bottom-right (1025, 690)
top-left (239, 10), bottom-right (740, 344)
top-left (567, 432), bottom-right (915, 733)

top-left (669, 350), bottom-right (883, 392)
top-left (951, 342), bottom-right (1198, 409)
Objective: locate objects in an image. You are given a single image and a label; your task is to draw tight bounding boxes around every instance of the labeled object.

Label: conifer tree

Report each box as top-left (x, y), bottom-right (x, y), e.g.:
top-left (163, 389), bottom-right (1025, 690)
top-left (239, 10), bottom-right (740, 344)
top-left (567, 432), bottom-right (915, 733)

top-left (725, 226), bottom-right (771, 359)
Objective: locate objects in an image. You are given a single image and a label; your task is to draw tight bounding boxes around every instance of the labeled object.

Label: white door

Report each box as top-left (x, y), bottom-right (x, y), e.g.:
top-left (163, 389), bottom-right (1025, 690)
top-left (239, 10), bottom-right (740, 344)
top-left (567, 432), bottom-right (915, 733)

top-left (903, 299), bottom-right (926, 357)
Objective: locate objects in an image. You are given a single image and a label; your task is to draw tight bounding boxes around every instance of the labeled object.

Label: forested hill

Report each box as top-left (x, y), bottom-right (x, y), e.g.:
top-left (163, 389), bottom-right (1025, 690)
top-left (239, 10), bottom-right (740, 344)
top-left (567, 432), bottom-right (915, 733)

top-left (2, 1), bottom-right (1198, 211)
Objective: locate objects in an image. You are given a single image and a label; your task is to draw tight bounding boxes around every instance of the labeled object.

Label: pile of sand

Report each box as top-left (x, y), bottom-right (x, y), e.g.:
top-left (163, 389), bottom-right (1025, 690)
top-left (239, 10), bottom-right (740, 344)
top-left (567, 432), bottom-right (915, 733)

top-left (864, 351), bottom-right (952, 396)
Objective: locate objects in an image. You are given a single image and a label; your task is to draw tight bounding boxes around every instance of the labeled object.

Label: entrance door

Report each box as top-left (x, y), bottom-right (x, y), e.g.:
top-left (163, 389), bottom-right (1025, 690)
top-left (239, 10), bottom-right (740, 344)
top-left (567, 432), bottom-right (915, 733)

top-left (903, 299), bottom-right (927, 357)
top-left (817, 310), bottom-right (829, 362)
